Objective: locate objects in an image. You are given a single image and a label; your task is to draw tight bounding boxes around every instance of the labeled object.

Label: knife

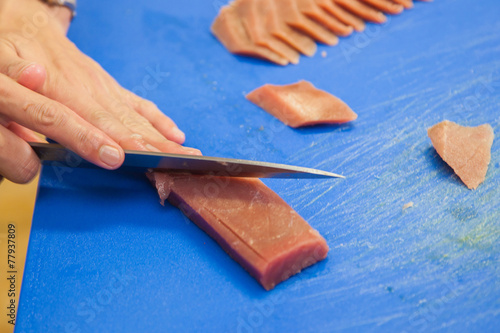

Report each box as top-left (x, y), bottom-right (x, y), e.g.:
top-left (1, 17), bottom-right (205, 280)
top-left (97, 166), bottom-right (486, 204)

top-left (29, 142), bottom-right (344, 179)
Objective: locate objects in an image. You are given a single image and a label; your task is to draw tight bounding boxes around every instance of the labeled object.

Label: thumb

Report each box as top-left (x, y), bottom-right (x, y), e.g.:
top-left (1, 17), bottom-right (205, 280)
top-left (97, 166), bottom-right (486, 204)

top-left (0, 42), bottom-right (46, 91)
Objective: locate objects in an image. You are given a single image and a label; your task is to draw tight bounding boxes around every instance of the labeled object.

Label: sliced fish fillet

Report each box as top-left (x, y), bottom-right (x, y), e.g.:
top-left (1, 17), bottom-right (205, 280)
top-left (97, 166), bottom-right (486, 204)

top-left (297, 0), bottom-right (354, 37)
top-left (428, 120), bottom-right (494, 190)
top-left (266, 0), bottom-right (318, 56)
top-left (246, 80), bottom-right (358, 128)
top-left (211, 0), bottom-right (431, 65)
top-left (334, 0), bottom-right (388, 23)
top-left (235, 0), bottom-right (301, 64)
top-left (148, 172), bottom-right (329, 291)
top-left (211, 5), bottom-right (289, 65)
top-left (359, 0), bottom-right (404, 14)
top-left (314, 0), bottom-right (366, 32)
top-left (392, 0), bottom-right (414, 9)
top-left (275, 0), bottom-right (339, 45)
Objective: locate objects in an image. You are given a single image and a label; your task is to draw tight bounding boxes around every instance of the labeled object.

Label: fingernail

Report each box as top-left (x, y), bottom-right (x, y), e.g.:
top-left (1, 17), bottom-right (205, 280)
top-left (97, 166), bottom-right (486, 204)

top-left (99, 145), bottom-right (122, 168)
top-left (171, 128), bottom-right (185, 143)
top-left (146, 144), bottom-right (161, 152)
top-left (182, 147), bottom-right (202, 156)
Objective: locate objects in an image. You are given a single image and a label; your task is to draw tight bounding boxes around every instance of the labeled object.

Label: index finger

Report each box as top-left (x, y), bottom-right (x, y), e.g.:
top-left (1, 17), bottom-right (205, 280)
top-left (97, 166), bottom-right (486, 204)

top-left (0, 74), bottom-right (124, 170)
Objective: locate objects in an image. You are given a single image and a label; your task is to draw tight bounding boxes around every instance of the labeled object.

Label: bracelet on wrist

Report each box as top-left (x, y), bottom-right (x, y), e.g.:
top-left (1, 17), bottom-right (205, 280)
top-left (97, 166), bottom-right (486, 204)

top-left (40, 0), bottom-right (77, 21)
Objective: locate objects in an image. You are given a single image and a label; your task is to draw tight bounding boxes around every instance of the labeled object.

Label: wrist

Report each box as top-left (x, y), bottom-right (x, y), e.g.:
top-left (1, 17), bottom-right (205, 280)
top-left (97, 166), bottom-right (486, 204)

top-left (0, 0), bottom-right (72, 35)
top-left (45, 3), bottom-right (72, 33)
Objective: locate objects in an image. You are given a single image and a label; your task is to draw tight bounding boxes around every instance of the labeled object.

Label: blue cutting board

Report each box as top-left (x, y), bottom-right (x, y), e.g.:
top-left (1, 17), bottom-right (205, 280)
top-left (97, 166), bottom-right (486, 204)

top-left (16, 0), bottom-right (499, 332)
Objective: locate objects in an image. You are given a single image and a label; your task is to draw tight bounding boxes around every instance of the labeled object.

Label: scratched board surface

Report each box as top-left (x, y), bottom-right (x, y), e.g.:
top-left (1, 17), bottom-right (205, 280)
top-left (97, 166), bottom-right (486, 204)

top-left (17, 0), bottom-right (499, 332)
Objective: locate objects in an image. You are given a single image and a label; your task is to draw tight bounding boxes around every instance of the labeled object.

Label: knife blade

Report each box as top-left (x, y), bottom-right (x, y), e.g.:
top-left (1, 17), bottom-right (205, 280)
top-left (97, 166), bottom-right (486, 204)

top-left (29, 142), bottom-right (345, 179)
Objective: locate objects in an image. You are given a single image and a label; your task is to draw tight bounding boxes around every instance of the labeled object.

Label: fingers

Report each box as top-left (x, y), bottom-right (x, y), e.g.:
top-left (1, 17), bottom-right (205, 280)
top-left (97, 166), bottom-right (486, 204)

top-left (0, 124), bottom-right (40, 184)
top-left (120, 89), bottom-right (186, 144)
top-left (0, 40), bottom-right (46, 91)
top-left (0, 33), bottom-right (200, 159)
top-left (42, 54), bottom-right (197, 154)
top-left (0, 74), bottom-right (125, 170)
top-left (66, 92), bottom-right (201, 156)
top-left (75, 58), bottom-right (190, 147)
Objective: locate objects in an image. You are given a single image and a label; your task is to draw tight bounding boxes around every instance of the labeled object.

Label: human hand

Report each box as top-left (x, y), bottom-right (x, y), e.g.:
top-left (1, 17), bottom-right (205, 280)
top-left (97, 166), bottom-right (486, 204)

top-left (0, 0), bottom-right (201, 184)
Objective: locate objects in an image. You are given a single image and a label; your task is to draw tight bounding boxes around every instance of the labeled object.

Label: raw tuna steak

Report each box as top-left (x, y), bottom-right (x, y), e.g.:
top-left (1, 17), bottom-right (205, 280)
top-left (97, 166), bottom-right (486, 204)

top-left (428, 120), bottom-right (494, 190)
top-left (148, 172), bottom-right (329, 290)
top-left (246, 80), bottom-right (357, 128)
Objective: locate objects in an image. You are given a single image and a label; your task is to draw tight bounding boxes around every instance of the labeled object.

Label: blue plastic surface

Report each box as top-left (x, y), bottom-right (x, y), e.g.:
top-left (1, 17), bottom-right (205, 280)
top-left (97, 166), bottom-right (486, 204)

top-left (17, 0), bottom-right (499, 332)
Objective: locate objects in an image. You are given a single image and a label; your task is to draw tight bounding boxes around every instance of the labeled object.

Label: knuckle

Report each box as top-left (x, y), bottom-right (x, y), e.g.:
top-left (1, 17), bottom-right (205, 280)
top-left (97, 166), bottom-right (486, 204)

top-left (110, 100), bottom-right (131, 117)
top-left (91, 110), bottom-right (120, 131)
top-left (23, 102), bottom-right (65, 128)
top-left (120, 113), bottom-right (151, 129)
top-left (74, 127), bottom-right (103, 158)
top-left (92, 109), bottom-right (113, 124)
top-left (129, 133), bottom-right (144, 141)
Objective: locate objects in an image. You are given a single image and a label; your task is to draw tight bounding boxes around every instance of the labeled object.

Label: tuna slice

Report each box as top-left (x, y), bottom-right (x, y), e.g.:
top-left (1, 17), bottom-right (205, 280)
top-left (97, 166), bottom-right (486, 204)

top-left (266, 0), bottom-right (318, 57)
top-left (211, 5), bottom-right (289, 66)
top-left (358, 0), bottom-right (404, 15)
top-left (428, 120), bottom-right (494, 190)
top-left (391, 0), bottom-right (414, 9)
top-left (246, 80), bottom-right (357, 128)
top-left (275, 0), bottom-right (339, 46)
top-left (148, 172), bottom-right (329, 291)
top-left (211, 0), bottom-right (429, 65)
top-left (315, 0), bottom-right (366, 32)
top-left (334, 0), bottom-right (387, 23)
top-left (234, 0), bottom-right (301, 64)
top-left (297, 0), bottom-right (353, 37)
